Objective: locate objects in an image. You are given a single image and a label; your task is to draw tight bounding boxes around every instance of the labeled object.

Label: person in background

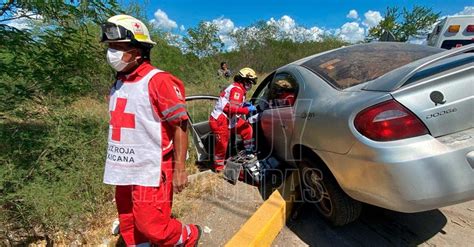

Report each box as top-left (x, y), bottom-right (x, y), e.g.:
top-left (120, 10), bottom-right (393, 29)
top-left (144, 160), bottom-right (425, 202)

top-left (101, 14), bottom-right (200, 247)
top-left (217, 61), bottom-right (232, 79)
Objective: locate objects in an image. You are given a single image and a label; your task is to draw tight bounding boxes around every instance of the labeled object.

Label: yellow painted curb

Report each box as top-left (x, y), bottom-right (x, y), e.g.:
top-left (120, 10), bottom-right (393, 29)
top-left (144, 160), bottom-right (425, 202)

top-left (225, 172), bottom-right (300, 247)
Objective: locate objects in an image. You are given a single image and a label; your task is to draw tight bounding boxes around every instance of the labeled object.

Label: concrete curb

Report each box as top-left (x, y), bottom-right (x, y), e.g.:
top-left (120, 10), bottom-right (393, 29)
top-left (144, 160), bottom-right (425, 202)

top-left (225, 172), bottom-right (300, 247)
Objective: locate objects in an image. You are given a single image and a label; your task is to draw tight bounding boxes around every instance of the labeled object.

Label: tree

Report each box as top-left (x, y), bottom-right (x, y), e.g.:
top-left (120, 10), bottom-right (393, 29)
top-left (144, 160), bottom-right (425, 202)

top-left (367, 7), bottom-right (400, 41)
top-left (399, 6), bottom-right (440, 41)
top-left (0, 1), bottom-right (120, 114)
top-left (368, 6), bottom-right (440, 42)
top-left (231, 21), bottom-right (278, 50)
top-left (0, 1), bottom-right (125, 241)
top-left (183, 21), bottom-right (223, 57)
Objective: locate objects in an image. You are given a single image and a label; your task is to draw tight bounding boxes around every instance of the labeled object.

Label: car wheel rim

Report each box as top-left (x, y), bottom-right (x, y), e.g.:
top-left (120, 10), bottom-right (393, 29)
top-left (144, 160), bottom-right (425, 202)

top-left (303, 166), bottom-right (333, 216)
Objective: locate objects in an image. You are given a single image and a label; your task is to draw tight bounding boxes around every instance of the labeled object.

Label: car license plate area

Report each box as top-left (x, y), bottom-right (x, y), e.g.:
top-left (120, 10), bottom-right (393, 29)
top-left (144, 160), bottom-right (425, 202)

top-left (437, 128), bottom-right (474, 149)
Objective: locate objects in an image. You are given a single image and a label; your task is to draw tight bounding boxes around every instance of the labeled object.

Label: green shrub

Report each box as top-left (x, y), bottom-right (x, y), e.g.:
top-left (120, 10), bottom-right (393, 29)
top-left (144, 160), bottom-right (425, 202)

top-left (0, 98), bottom-right (111, 235)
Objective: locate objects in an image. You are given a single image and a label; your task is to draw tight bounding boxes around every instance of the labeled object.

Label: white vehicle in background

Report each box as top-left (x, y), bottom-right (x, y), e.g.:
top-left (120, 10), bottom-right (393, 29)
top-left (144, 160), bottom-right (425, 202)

top-left (427, 15), bottom-right (474, 49)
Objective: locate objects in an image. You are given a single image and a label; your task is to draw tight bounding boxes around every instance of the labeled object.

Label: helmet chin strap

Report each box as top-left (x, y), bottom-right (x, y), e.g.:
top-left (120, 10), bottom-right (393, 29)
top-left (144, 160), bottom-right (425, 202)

top-left (122, 52), bottom-right (142, 73)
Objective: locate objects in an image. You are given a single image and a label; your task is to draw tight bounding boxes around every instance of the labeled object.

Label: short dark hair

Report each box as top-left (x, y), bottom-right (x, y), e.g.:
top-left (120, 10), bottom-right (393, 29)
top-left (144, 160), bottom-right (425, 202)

top-left (220, 61), bottom-right (227, 68)
top-left (234, 74), bottom-right (243, 82)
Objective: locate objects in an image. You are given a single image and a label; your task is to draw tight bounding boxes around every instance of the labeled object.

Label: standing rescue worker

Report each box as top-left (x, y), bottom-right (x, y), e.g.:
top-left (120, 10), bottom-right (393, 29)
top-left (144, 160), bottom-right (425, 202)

top-left (101, 15), bottom-right (200, 246)
top-left (209, 68), bottom-right (258, 171)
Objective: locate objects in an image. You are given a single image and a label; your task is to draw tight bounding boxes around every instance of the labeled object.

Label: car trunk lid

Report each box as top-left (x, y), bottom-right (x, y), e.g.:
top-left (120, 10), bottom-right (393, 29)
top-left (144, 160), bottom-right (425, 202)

top-left (389, 55), bottom-right (473, 137)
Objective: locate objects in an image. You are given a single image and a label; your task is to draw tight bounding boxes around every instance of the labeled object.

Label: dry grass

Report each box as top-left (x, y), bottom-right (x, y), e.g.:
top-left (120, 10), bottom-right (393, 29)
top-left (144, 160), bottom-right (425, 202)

top-left (67, 173), bottom-right (220, 246)
top-left (69, 97), bottom-right (109, 120)
top-left (30, 174), bottom-right (220, 246)
top-left (173, 173), bottom-right (221, 218)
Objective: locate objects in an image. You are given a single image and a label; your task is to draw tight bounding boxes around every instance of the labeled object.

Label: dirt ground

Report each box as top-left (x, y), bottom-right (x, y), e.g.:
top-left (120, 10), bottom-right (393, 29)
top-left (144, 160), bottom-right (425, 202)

top-left (180, 175), bottom-right (266, 246)
top-left (180, 173), bottom-right (473, 246)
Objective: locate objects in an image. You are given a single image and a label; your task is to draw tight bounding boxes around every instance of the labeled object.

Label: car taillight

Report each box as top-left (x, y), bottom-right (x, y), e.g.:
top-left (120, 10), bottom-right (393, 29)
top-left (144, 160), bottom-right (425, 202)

top-left (354, 100), bottom-right (429, 141)
top-left (466, 25), bottom-right (474, 32)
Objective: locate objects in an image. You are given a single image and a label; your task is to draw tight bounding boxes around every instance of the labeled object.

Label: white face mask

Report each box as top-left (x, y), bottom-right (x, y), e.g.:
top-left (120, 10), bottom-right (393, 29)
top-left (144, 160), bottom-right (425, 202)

top-left (106, 48), bottom-right (139, 72)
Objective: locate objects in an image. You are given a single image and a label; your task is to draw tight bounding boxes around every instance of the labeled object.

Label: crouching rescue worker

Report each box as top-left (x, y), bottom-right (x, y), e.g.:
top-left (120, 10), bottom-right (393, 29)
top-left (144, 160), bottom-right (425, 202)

top-left (101, 15), bottom-right (200, 246)
top-left (209, 68), bottom-right (258, 172)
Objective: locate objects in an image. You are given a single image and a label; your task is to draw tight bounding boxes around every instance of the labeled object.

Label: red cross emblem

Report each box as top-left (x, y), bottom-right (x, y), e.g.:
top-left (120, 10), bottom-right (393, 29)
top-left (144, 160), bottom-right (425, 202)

top-left (110, 98), bottom-right (135, 141)
top-left (134, 23), bottom-right (140, 29)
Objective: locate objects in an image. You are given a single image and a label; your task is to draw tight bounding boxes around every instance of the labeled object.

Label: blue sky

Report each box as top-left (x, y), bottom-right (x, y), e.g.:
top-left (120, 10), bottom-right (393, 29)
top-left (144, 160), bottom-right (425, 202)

top-left (140, 0), bottom-right (473, 31)
top-left (6, 1), bottom-right (473, 46)
top-left (134, 0), bottom-right (473, 46)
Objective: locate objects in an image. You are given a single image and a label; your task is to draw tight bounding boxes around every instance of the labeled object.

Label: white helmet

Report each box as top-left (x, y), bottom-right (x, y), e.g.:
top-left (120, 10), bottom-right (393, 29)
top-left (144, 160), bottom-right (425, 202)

top-left (238, 67), bottom-right (258, 84)
top-left (101, 14), bottom-right (156, 47)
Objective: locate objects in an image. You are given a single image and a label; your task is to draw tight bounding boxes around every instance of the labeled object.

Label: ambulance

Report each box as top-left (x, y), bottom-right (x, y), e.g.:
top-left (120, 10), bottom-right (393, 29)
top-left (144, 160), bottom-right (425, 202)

top-left (427, 15), bottom-right (474, 49)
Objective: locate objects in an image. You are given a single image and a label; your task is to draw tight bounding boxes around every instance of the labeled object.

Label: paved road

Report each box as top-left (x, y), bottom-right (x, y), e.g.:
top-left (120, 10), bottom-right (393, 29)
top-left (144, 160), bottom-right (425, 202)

top-left (274, 200), bottom-right (474, 246)
top-left (181, 176), bottom-right (264, 246)
top-left (182, 173), bottom-right (473, 246)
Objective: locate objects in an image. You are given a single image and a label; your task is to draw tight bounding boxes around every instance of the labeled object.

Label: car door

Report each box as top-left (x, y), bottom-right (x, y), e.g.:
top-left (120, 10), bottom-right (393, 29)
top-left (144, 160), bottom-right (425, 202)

top-left (257, 72), bottom-right (299, 161)
top-left (185, 95), bottom-right (218, 164)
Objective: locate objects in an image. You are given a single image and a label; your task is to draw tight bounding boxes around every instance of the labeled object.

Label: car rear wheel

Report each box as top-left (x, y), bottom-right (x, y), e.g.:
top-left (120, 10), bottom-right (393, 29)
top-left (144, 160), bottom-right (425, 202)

top-left (298, 157), bottom-right (362, 226)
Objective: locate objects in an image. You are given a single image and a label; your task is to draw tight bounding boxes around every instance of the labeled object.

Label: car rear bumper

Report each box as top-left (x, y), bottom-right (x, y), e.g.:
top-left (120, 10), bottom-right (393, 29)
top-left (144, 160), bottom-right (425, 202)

top-left (323, 128), bottom-right (474, 213)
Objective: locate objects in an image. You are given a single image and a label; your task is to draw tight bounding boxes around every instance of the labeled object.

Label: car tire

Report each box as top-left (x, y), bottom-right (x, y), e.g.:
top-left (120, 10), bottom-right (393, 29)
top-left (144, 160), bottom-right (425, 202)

top-left (298, 157), bottom-right (362, 226)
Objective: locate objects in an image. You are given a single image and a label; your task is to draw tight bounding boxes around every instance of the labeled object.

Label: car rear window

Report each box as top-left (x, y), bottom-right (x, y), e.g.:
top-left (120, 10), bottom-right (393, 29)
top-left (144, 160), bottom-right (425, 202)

top-left (301, 43), bottom-right (443, 89)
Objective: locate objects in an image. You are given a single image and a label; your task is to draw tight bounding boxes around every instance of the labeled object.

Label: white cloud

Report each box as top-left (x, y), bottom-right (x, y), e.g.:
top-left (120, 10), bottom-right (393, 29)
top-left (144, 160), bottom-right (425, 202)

top-left (362, 10), bottom-right (383, 28)
top-left (211, 17), bottom-right (235, 34)
top-left (207, 17), bottom-right (237, 50)
top-left (267, 15), bottom-right (297, 33)
top-left (347, 9), bottom-right (359, 19)
top-left (150, 9), bottom-right (177, 30)
top-left (179, 25), bottom-right (185, 32)
top-left (219, 34), bottom-right (237, 51)
top-left (454, 6), bottom-right (474, 15)
top-left (267, 15), bottom-right (325, 42)
top-left (306, 26), bottom-right (326, 40)
top-left (337, 22), bottom-right (365, 42)
top-left (180, 10), bottom-right (389, 51)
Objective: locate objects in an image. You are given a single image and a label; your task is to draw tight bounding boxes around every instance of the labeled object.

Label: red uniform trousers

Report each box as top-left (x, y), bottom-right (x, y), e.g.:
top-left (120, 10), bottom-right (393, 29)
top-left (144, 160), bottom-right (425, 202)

top-left (209, 114), bottom-right (253, 166)
top-left (115, 153), bottom-right (199, 246)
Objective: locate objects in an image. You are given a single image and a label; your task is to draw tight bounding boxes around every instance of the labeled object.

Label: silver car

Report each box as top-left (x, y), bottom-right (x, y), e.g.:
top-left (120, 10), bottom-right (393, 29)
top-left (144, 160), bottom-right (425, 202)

top-left (187, 42), bottom-right (474, 226)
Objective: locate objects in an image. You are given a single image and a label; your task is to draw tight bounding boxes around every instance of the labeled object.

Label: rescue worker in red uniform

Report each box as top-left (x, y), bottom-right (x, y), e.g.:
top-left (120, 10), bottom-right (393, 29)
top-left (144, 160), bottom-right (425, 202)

top-left (209, 68), bottom-right (258, 171)
top-left (101, 15), bottom-right (200, 246)
top-left (273, 79), bottom-right (296, 107)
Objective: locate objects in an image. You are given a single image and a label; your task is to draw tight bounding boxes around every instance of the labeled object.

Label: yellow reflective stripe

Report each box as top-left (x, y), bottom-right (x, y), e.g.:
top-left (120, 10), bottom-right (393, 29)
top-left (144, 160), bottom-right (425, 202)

top-left (134, 34), bottom-right (149, 40)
